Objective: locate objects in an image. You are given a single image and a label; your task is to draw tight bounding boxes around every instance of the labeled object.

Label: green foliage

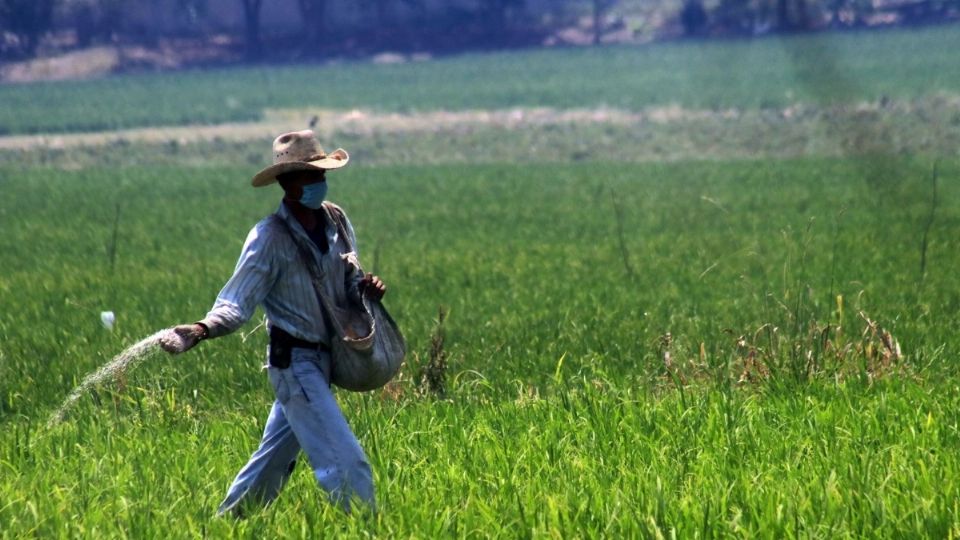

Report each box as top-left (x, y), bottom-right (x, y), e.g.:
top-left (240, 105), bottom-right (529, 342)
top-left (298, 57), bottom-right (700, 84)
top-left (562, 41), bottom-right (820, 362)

top-left (1, 157), bottom-right (959, 535)
top-left (4, 379), bottom-right (959, 537)
top-left (3, 24), bottom-right (960, 134)
top-left (2, 31), bottom-right (960, 535)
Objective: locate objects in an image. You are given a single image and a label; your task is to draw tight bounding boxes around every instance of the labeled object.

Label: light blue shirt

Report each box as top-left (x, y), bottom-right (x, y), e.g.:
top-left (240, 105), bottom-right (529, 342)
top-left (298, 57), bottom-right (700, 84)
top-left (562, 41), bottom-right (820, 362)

top-left (200, 201), bottom-right (363, 345)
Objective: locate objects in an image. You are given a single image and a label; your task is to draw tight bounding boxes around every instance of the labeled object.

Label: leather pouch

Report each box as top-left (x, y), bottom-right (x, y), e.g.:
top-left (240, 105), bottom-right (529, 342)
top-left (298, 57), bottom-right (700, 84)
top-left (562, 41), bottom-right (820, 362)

top-left (268, 342), bottom-right (292, 369)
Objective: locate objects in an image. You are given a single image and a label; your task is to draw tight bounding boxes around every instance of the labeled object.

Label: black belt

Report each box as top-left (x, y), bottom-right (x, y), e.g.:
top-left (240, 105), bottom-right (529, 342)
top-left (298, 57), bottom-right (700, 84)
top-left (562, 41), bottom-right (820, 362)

top-left (270, 327), bottom-right (327, 350)
top-left (268, 327), bottom-right (329, 369)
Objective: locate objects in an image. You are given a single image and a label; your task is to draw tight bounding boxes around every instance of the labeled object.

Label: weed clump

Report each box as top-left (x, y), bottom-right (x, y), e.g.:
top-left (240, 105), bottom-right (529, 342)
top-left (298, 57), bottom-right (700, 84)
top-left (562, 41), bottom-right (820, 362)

top-left (656, 303), bottom-right (907, 391)
top-left (417, 306), bottom-right (449, 398)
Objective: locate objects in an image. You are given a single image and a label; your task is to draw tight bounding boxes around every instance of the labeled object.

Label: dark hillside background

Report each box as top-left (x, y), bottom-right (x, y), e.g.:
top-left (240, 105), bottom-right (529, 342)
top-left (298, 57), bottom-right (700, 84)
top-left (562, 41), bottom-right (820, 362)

top-left (1, 0), bottom-right (959, 71)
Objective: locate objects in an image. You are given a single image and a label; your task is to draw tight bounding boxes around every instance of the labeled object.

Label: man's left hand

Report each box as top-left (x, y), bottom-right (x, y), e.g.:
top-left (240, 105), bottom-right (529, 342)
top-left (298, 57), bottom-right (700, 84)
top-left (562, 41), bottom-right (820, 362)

top-left (359, 273), bottom-right (386, 301)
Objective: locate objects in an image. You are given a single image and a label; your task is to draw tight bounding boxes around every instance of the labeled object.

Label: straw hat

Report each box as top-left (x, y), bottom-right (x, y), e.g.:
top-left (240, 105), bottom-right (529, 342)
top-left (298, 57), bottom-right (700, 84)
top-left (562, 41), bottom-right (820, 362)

top-left (251, 130), bottom-right (349, 187)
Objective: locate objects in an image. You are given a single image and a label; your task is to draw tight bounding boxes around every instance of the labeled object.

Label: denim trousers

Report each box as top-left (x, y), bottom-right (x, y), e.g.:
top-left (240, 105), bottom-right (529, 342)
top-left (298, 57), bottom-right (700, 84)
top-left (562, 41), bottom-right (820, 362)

top-left (217, 347), bottom-right (375, 516)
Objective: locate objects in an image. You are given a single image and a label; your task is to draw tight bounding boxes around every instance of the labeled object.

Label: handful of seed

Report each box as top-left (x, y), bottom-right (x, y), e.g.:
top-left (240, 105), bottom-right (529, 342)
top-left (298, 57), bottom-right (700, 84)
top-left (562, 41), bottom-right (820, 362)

top-left (47, 328), bottom-right (175, 427)
top-left (158, 328), bottom-right (189, 354)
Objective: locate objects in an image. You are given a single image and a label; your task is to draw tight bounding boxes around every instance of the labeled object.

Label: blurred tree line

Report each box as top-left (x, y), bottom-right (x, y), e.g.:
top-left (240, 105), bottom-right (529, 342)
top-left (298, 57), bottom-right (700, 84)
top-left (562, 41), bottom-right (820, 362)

top-left (1, 0), bottom-right (958, 61)
top-left (686, 0), bottom-right (959, 36)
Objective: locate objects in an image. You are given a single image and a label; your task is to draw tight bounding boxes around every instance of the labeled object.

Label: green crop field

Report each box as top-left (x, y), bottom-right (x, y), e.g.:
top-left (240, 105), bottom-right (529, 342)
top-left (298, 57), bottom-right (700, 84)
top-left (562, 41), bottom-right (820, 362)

top-left (2, 24), bottom-right (960, 135)
top-left (2, 25), bottom-right (960, 538)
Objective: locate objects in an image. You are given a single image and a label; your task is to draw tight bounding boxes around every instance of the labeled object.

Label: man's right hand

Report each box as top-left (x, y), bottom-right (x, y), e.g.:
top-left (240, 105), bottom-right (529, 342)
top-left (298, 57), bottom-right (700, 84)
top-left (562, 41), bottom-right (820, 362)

top-left (159, 324), bottom-right (207, 354)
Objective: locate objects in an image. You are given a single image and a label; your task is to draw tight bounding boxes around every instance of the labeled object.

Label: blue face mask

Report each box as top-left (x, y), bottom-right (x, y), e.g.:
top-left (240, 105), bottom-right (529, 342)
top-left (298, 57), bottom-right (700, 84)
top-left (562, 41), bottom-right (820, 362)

top-left (299, 181), bottom-right (328, 209)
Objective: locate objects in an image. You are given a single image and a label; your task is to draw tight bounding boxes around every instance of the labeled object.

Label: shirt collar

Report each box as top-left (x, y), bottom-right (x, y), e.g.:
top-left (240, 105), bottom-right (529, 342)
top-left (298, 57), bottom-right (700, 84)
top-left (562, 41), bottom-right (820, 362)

top-left (276, 201), bottom-right (339, 248)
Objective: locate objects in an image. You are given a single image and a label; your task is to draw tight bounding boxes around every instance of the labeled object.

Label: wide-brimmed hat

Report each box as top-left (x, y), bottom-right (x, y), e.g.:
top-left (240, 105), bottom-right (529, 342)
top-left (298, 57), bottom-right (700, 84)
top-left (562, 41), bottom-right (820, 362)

top-left (251, 130), bottom-right (349, 187)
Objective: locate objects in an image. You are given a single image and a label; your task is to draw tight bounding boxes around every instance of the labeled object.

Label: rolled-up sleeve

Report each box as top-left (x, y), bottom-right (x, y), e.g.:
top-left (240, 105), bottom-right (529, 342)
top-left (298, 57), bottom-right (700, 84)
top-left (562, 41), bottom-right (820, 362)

top-left (199, 222), bottom-right (280, 338)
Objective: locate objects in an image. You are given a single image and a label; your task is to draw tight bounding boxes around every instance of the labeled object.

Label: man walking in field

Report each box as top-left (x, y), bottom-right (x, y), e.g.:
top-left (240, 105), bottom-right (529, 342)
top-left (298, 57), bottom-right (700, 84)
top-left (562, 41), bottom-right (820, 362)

top-left (160, 130), bottom-right (385, 516)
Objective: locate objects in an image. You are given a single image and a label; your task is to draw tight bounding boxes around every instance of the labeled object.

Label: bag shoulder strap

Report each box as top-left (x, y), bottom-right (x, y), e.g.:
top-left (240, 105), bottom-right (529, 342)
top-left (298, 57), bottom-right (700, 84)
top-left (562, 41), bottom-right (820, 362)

top-left (322, 201), bottom-right (354, 253)
top-left (271, 212), bottom-right (346, 336)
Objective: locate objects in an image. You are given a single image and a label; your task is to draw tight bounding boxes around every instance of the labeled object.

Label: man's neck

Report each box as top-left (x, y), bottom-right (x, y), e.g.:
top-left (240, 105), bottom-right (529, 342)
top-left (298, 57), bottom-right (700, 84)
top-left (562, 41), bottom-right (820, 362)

top-left (283, 198), bottom-right (323, 231)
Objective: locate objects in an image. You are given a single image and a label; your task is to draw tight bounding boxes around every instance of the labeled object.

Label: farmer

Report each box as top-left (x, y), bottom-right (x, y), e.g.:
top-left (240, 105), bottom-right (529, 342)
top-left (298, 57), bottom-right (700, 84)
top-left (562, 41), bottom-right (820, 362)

top-left (159, 130), bottom-right (385, 516)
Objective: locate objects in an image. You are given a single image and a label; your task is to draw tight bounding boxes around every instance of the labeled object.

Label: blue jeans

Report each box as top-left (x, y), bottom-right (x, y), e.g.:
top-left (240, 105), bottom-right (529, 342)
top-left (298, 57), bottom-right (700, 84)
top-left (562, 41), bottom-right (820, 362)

top-left (217, 347), bottom-right (375, 516)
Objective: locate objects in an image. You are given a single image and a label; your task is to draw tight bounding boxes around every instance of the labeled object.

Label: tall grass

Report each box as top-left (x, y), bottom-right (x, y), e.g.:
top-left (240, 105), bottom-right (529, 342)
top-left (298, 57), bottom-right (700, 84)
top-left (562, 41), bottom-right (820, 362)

top-left (1, 159), bottom-right (957, 412)
top-left (3, 375), bottom-right (958, 536)
top-left (1, 157), bottom-right (958, 535)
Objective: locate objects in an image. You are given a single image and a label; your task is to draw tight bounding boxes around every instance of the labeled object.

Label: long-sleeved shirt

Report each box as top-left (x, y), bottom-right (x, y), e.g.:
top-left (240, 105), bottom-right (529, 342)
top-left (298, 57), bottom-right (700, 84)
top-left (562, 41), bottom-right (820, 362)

top-left (200, 201), bottom-right (363, 345)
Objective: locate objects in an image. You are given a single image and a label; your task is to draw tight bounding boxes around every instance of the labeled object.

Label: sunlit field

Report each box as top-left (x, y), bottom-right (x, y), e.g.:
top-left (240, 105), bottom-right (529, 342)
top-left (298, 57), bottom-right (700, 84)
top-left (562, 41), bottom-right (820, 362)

top-left (1, 25), bottom-right (959, 538)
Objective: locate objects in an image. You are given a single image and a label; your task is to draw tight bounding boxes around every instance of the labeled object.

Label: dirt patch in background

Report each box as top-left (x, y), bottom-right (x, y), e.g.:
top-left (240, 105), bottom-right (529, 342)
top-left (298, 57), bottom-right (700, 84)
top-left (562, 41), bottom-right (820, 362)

top-left (0, 47), bottom-right (122, 83)
top-left (0, 42), bottom-right (240, 84)
top-left (1, 99), bottom-right (958, 168)
top-left (0, 106), bottom-right (686, 150)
